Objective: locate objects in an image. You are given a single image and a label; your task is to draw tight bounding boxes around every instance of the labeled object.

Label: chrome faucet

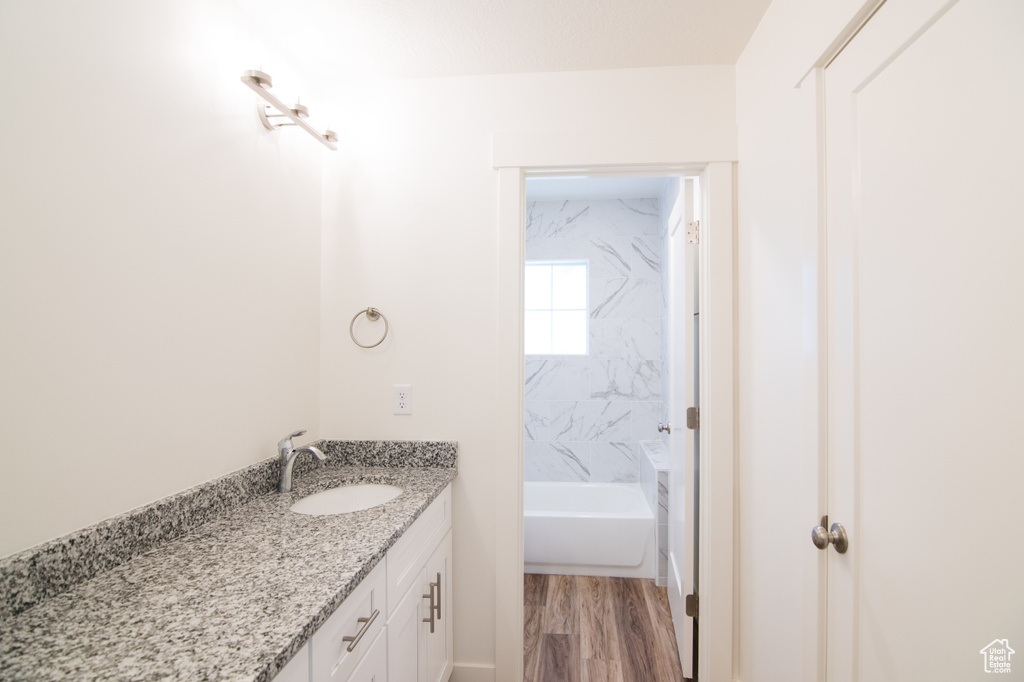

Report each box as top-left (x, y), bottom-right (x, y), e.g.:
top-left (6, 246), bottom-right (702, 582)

top-left (278, 429), bottom-right (325, 493)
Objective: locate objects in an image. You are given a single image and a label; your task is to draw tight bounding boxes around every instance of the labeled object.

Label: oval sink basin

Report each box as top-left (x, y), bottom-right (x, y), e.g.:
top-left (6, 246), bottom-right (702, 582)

top-left (290, 484), bottom-right (403, 515)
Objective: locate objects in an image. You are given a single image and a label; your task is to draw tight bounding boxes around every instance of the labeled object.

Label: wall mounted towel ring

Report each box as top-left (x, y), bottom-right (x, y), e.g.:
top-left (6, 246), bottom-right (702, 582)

top-left (350, 308), bottom-right (389, 348)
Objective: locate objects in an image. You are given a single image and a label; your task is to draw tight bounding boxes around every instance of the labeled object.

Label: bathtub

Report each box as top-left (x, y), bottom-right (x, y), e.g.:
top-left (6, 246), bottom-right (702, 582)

top-left (524, 482), bottom-right (656, 579)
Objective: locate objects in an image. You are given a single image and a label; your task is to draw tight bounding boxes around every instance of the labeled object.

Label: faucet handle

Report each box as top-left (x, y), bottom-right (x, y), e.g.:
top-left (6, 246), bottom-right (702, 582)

top-left (278, 429), bottom-right (307, 450)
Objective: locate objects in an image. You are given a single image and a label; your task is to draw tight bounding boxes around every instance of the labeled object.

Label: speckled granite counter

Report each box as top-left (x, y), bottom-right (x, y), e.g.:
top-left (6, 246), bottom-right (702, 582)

top-left (0, 461), bottom-right (456, 681)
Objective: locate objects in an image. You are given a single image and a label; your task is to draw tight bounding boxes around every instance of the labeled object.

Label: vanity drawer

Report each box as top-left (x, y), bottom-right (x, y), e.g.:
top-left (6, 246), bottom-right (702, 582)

top-left (311, 559), bottom-right (386, 682)
top-left (386, 485), bottom-right (451, 616)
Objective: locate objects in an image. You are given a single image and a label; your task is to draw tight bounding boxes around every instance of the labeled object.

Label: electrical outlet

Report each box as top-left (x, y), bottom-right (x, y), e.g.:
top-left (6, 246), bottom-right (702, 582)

top-left (393, 384), bottom-right (412, 415)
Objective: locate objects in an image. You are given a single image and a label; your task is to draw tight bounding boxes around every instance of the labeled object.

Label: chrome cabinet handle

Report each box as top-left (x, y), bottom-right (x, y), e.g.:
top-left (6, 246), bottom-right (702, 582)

top-left (341, 609), bottom-right (379, 652)
top-left (433, 571), bottom-right (441, 621)
top-left (811, 518), bottom-right (849, 554)
top-left (422, 574), bottom-right (440, 633)
top-left (658, 422), bottom-right (671, 434)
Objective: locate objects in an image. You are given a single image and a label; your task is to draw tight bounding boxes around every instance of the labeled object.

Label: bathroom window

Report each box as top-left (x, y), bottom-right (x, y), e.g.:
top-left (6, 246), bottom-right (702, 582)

top-left (524, 261), bottom-right (588, 355)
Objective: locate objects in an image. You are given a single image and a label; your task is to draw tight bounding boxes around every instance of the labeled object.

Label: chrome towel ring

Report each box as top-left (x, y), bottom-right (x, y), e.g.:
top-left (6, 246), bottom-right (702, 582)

top-left (350, 307), bottom-right (389, 348)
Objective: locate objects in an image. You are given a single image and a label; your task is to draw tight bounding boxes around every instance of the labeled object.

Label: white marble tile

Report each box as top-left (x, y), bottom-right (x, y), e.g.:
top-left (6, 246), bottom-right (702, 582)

top-left (632, 401), bottom-right (664, 442)
top-left (639, 454), bottom-right (656, 515)
top-left (657, 472), bottom-right (669, 520)
top-left (590, 319), bottom-right (661, 362)
top-left (590, 277), bottom-right (661, 319)
top-left (587, 236), bottom-right (631, 277)
top-left (592, 359), bottom-right (661, 401)
top-left (658, 522), bottom-right (669, 582)
top-left (628, 318), bottom-right (661, 363)
top-left (525, 237), bottom-right (587, 262)
top-left (591, 442), bottom-right (640, 483)
top-left (524, 357), bottom-right (590, 401)
top-left (525, 401), bottom-right (550, 441)
top-left (525, 200), bottom-right (592, 239)
top-left (549, 401), bottom-right (631, 442)
top-left (639, 438), bottom-right (671, 470)
top-left (589, 198), bottom-right (661, 237)
top-left (631, 237), bottom-right (661, 276)
top-left (524, 441), bottom-right (590, 482)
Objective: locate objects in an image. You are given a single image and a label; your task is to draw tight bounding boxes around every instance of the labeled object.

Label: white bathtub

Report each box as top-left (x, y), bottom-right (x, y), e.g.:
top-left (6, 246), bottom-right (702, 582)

top-left (523, 482), bottom-right (656, 579)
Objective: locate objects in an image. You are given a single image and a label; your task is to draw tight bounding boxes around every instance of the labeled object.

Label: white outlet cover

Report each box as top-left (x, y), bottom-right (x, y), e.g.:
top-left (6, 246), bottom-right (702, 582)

top-left (393, 384), bottom-right (412, 415)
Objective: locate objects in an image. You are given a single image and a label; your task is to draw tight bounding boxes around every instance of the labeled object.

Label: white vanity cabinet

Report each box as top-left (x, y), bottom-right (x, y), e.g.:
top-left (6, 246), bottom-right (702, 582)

top-left (312, 559), bottom-right (387, 682)
top-left (385, 487), bottom-right (453, 682)
top-left (272, 484), bottom-right (452, 682)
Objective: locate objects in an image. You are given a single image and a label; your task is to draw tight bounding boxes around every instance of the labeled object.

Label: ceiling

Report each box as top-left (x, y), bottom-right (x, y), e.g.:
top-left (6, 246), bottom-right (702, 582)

top-left (252, 0), bottom-right (773, 82)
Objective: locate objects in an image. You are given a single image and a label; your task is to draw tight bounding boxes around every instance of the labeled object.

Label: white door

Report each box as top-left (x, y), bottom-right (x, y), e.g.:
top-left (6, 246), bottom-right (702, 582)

top-left (667, 177), bottom-right (698, 678)
top-left (825, 1), bottom-right (1024, 679)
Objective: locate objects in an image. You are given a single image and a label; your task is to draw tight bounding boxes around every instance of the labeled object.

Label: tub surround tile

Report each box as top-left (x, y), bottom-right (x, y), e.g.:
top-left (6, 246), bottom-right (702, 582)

top-left (631, 402), bottom-right (665, 442)
top-left (631, 237), bottom-right (662, 276)
top-left (587, 236), bottom-right (633, 277)
top-left (0, 464), bottom-right (455, 682)
top-left (549, 401), bottom-right (631, 443)
top-left (590, 318), bottom-right (660, 362)
top-left (589, 198), bottom-right (661, 237)
top-left (592, 358), bottom-right (661, 402)
top-left (0, 440), bottom-right (456, 623)
top-left (525, 357), bottom-right (591, 401)
top-left (526, 200), bottom-right (592, 239)
top-left (639, 439), bottom-right (671, 471)
top-left (525, 442), bottom-right (590, 482)
top-left (525, 401), bottom-right (551, 441)
top-left (525, 196), bottom-right (663, 485)
top-left (590, 443), bottom-right (640, 483)
top-left (590, 277), bottom-right (661, 319)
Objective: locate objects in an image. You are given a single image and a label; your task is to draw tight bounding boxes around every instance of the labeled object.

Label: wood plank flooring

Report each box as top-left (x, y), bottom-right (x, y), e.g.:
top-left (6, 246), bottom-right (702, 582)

top-left (524, 574), bottom-right (685, 682)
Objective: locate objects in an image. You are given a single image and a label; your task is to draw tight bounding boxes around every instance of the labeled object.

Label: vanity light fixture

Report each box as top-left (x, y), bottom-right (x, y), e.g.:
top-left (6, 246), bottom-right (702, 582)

top-left (240, 69), bottom-right (337, 150)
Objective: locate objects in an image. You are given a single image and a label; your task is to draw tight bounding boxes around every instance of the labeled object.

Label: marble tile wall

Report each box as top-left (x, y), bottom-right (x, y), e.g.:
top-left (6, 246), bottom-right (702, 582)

top-left (639, 440), bottom-right (670, 586)
top-left (524, 198), bottom-right (665, 484)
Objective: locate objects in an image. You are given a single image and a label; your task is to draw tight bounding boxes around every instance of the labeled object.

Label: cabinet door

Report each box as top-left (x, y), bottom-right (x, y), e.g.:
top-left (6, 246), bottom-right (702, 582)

top-left (345, 628), bottom-right (388, 682)
top-left (273, 644), bottom-right (310, 682)
top-left (387, 565), bottom-right (428, 682)
top-left (423, 530), bottom-right (452, 682)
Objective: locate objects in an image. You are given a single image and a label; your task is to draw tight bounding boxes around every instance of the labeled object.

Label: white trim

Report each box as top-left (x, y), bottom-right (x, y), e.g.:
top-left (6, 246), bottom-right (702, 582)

top-left (451, 663), bottom-right (497, 682)
top-left (492, 128), bottom-right (738, 170)
top-left (698, 161), bottom-right (737, 682)
top-left (493, 142), bottom-right (737, 682)
top-left (494, 166), bottom-right (526, 682)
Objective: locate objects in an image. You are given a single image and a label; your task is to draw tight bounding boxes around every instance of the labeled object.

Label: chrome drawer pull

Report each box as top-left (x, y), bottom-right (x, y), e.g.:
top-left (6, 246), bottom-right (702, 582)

top-left (422, 577), bottom-right (439, 634)
top-left (341, 608), bottom-right (379, 652)
top-left (433, 572), bottom-right (441, 621)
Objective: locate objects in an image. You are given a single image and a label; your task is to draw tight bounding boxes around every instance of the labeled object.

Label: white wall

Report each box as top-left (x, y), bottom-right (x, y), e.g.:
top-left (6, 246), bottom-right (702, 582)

top-left (0, 0), bottom-right (325, 558)
top-left (734, 1), bottom-right (875, 679)
top-left (319, 65), bottom-right (735, 678)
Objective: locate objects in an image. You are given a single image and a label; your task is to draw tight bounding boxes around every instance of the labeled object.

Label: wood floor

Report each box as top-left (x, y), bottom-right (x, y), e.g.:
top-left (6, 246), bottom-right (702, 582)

top-left (523, 574), bottom-right (685, 682)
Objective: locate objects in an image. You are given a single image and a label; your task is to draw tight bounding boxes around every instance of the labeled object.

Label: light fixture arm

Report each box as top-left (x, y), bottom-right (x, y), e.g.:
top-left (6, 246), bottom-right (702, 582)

top-left (240, 69), bottom-right (337, 150)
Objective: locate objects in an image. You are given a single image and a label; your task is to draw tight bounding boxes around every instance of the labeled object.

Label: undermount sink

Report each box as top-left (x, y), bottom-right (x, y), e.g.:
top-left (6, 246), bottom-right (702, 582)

top-left (290, 484), bottom-right (404, 515)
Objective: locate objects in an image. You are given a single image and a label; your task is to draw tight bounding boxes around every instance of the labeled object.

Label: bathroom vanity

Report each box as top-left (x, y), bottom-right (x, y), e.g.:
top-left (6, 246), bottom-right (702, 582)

top-left (0, 440), bottom-right (456, 682)
top-left (277, 485), bottom-right (453, 682)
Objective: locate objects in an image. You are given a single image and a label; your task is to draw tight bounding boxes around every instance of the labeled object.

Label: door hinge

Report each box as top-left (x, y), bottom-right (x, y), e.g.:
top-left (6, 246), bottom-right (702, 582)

top-left (686, 220), bottom-right (700, 244)
top-left (685, 593), bottom-right (699, 618)
top-left (686, 407), bottom-right (699, 430)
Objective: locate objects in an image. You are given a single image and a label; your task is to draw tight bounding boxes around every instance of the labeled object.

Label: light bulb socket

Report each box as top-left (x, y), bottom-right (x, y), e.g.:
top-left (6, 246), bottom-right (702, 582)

top-left (242, 69), bottom-right (273, 89)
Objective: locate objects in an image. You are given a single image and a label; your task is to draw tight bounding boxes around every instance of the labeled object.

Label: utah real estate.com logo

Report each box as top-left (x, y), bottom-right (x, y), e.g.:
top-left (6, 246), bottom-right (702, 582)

top-left (980, 639), bottom-right (1014, 674)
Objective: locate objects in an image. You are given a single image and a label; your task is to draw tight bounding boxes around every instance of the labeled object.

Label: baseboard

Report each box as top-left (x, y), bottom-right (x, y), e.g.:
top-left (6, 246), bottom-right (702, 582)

top-left (450, 662), bottom-right (497, 682)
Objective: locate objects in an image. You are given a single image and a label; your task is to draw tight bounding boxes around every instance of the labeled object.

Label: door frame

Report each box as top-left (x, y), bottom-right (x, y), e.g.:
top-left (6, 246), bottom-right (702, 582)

top-left (492, 132), bottom-right (737, 682)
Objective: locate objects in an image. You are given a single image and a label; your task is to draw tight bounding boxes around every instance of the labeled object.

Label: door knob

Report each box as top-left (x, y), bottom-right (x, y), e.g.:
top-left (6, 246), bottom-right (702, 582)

top-left (658, 422), bottom-right (671, 434)
top-left (811, 518), bottom-right (849, 554)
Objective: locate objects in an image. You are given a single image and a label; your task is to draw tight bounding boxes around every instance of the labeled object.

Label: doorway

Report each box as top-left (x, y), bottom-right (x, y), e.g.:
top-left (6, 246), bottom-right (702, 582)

top-left (491, 154), bottom-right (736, 682)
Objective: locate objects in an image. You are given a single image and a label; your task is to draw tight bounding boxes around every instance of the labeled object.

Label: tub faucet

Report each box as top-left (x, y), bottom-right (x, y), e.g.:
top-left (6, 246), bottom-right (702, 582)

top-left (278, 429), bottom-right (325, 493)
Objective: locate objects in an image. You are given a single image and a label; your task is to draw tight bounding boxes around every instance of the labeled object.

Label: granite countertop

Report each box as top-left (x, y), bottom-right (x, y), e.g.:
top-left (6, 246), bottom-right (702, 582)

top-left (0, 464), bottom-right (456, 681)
